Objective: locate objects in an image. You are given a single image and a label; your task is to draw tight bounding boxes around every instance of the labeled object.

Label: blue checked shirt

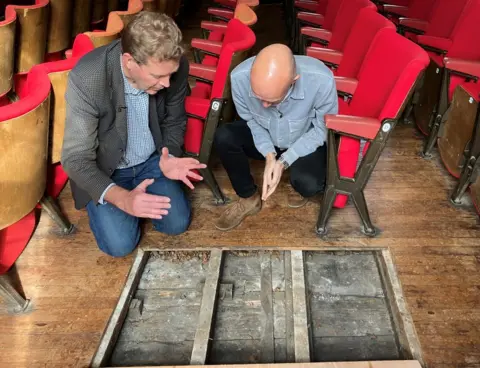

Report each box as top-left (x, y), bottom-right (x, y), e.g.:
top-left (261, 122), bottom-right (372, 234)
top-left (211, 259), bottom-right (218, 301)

top-left (230, 55), bottom-right (338, 166)
top-left (99, 59), bottom-right (157, 203)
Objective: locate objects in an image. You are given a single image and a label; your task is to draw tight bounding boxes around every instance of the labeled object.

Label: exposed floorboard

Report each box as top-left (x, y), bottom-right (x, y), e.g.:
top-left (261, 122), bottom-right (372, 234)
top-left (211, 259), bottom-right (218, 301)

top-left (1, 2), bottom-right (480, 368)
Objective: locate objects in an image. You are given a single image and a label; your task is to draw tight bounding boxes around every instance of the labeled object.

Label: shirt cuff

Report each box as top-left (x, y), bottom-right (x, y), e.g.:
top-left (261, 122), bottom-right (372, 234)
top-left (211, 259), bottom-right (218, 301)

top-left (280, 148), bottom-right (299, 167)
top-left (98, 183), bottom-right (116, 204)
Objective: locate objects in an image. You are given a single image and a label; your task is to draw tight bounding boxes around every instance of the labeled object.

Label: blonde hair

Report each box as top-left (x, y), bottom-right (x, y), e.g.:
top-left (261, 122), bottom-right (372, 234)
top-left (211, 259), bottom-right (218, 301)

top-left (122, 11), bottom-right (184, 64)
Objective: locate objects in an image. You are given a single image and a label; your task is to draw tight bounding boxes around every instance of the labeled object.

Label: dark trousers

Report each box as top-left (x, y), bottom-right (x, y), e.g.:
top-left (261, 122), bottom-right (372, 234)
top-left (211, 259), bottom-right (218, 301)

top-left (214, 120), bottom-right (327, 198)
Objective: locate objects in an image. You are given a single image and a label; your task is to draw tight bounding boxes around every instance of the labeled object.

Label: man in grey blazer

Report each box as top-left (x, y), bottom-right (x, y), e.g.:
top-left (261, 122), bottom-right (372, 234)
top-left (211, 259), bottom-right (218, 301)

top-left (62, 12), bottom-right (204, 257)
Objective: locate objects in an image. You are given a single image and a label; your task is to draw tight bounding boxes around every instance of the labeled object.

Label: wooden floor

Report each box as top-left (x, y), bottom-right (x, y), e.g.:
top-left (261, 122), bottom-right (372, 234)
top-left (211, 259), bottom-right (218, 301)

top-left (1, 3), bottom-right (480, 368)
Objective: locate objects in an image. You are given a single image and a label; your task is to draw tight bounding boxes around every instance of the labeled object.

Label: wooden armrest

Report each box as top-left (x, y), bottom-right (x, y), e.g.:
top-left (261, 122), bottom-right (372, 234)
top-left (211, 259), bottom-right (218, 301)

top-left (208, 7), bottom-right (234, 19)
top-left (326, 115), bottom-right (381, 140)
top-left (307, 47), bottom-right (343, 67)
top-left (297, 11), bottom-right (324, 26)
top-left (294, 0), bottom-right (320, 12)
top-left (383, 4), bottom-right (408, 17)
top-left (444, 57), bottom-right (480, 80)
top-left (417, 35), bottom-right (451, 55)
top-left (301, 27), bottom-right (332, 42)
top-left (334, 77), bottom-right (358, 96)
top-left (191, 39), bottom-right (223, 56)
top-left (201, 20), bottom-right (228, 33)
top-left (398, 17), bottom-right (428, 34)
top-left (189, 63), bottom-right (217, 82)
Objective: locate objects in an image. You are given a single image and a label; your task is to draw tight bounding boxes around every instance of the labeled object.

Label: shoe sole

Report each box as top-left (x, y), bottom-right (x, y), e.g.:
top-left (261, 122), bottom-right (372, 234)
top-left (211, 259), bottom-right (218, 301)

top-left (214, 205), bottom-right (262, 231)
top-left (288, 200), bottom-right (308, 208)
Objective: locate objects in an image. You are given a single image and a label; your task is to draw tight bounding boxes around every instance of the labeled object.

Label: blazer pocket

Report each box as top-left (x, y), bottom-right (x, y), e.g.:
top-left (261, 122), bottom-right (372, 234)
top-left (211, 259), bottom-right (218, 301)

top-left (252, 112), bottom-right (271, 129)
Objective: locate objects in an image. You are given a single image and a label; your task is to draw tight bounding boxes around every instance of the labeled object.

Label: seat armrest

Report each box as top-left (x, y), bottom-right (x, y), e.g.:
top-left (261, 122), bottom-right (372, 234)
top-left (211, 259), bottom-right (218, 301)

top-left (383, 4), bottom-right (408, 17)
top-left (208, 7), bottom-right (234, 20)
top-left (201, 20), bottom-right (228, 33)
top-left (297, 11), bottom-right (325, 26)
top-left (191, 39), bottom-right (222, 56)
top-left (294, 0), bottom-right (319, 12)
top-left (334, 77), bottom-right (358, 96)
top-left (417, 35), bottom-right (451, 55)
top-left (326, 115), bottom-right (381, 140)
top-left (301, 27), bottom-right (332, 43)
top-left (444, 57), bottom-right (480, 80)
top-left (185, 96), bottom-right (211, 119)
top-left (307, 47), bottom-right (343, 67)
top-left (398, 17), bottom-right (428, 34)
top-left (189, 63), bottom-right (217, 82)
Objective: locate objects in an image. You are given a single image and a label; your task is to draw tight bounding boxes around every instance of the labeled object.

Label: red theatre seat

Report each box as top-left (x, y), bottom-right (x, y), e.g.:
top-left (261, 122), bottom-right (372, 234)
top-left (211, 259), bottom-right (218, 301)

top-left (0, 34), bottom-right (94, 313)
top-left (383, 0), bottom-right (436, 23)
top-left (300, 0), bottom-right (376, 54)
top-left (0, 66), bottom-right (51, 313)
top-left (316, 30), bottom-right (429, 236)
top-left (411, 0), bottom-right (480, 152)
top-left (185, 19), bottom-right (256, 204)
top-left (307, 9), bottom-right (396, 79)
top-left (293, 0), bottom-right (344, 52)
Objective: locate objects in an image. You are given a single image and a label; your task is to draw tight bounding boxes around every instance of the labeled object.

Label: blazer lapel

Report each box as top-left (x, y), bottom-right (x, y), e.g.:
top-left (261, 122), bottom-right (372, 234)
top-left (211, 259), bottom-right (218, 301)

top-left (107, 41), bottom-right (128, 147)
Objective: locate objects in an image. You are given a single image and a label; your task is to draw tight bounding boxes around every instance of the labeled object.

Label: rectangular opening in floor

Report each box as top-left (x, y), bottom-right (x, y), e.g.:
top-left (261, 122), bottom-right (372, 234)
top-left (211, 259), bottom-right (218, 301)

top-left (91, 249), bottom-right (424, 368)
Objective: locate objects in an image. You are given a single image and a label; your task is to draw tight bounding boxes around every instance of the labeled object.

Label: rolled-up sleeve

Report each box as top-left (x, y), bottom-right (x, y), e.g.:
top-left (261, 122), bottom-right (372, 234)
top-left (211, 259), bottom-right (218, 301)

top-left (280, 78), bottom-right (338, 166)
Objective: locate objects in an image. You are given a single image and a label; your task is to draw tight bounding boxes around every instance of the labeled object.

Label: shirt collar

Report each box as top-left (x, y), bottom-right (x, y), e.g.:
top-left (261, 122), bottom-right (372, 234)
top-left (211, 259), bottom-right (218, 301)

top-left (120, 56), bottom-right (145, 96)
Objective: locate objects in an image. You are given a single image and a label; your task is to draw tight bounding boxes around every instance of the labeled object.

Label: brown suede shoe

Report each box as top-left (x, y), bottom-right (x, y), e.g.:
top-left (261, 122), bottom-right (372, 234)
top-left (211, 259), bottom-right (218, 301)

top-left (287, 184), bottom-right (308, 208)
top-left (215, 191), bottom-right (262, 231)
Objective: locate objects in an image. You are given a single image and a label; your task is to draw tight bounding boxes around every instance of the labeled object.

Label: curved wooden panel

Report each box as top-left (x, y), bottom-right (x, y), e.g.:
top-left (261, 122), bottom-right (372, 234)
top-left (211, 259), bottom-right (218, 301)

top-left (157, 0), bottom-right (167, 13)
top-left (48, 70), bottom-right (70, 164)
top-left (72, 0), bottom-right (93, 37)
top-left (142, 0), bottom-right (158, 11)
top-left (85, 12), bottom-right (124, 48)
top-left (438, 85), bottom-right (478, 178)
top-left (234, 4), bottom-right (257, 26)
top-left (14, 2), bottom-right (49, 73)
top-left (47, 0), bottom-right (74, 53)
top-left (413, 61), bottom-right (442, 136)
top-left (117, 0), bottom-right (144, 27)
top-left (108, 0), bottom-right (120, 12)
top-left (0, 95), bottom-right (50, 230)
top-left (0, 13), bottom-right (16, 97)
top-left (92, 0), bottom-right (107, 25)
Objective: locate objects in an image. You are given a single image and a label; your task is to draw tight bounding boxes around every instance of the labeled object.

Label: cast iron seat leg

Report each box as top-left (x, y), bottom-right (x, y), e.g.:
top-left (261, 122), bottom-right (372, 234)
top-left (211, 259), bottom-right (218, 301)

top-left (316, 119), bottom-right (397, 236)
top-left (351, 190), bottom-right (376, 236)
top-left (200, 167), bottom-right (227, 205)
top-left (316, 130), bottom-right (339, 235)
top-left (0, 268), bottom-right (30, 314)
top-left (40, 195), bottom-right (75, 235)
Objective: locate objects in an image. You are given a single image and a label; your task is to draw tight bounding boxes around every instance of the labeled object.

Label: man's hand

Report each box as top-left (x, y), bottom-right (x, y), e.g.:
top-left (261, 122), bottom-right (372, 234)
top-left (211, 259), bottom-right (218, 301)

top-left (263, 160), bottom-right (284, 201)
top-left (106, 179), bottom-right (171, 219)
top-left (262, 152), bottom-right (279, 201)
top-left (159, 147), bottom-right (207, 189)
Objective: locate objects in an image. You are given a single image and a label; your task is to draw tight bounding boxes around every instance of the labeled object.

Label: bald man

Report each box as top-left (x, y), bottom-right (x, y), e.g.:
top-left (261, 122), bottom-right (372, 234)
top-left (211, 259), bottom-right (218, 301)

top-left (214, 44), bottom-right (338, 231)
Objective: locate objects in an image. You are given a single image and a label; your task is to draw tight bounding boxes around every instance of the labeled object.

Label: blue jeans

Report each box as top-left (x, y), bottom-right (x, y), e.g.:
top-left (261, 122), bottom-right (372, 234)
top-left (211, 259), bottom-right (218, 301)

top-left (86, 154), bottom-right (191, 257)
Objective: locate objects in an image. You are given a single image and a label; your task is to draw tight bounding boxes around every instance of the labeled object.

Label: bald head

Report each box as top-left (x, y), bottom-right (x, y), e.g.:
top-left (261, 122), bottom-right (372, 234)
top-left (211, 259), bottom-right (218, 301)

top-left (251, 44), bottom-right (298, 107)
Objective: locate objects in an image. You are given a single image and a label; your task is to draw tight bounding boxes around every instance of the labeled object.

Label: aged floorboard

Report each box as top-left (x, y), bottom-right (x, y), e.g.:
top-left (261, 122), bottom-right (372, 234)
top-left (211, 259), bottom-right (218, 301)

top-left (1, 2), bottom-right (480, 368)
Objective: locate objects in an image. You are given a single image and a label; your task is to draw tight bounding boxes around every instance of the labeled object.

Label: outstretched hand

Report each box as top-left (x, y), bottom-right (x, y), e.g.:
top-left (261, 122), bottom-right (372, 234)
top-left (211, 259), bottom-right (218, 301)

top-left (159, 147), bottom-right (207, 189)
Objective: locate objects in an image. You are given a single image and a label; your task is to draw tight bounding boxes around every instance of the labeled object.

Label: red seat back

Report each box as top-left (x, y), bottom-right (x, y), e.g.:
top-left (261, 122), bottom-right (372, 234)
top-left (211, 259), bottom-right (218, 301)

top-left (425, 0), bottom-right (469, 38)
top-left (350, 31), bottom-right (430, 120)
top-left (337, 8), bottom-right (396, 78)
top-left (328, 0), bottom-right (376, 51)
top-left (323, 0), bottom-right (345, 30)
top-left (407, 0), bottom-right (437, 20)
top-left (211, 19), bottom-right (256, 100)
top-left (447, 0), bottom-right (480, 61)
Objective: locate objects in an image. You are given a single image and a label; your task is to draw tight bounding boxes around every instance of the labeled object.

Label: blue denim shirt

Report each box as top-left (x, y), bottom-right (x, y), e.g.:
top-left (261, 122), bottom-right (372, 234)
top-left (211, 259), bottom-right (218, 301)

top-left (230, 55), bottom-right (338, 166)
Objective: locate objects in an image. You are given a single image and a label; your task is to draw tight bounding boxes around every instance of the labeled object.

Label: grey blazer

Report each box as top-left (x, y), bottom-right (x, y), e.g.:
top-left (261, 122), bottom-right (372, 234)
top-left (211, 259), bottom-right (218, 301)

top-left (61, 40), bottom-right (189, 210)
